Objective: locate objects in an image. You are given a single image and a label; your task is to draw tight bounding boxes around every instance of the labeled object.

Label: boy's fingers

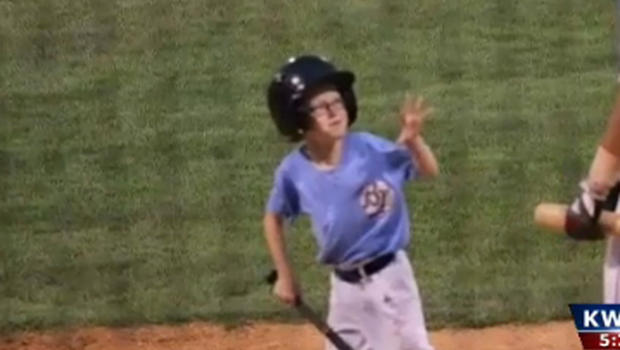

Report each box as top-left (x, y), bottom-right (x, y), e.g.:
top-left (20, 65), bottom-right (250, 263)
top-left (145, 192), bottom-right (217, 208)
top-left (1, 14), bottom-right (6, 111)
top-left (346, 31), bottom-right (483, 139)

top-left (422, 107), bottom-right (435, 118)
top-left (402, 93), bottom-right (412, 113)
top-left (417, 96), bottom-right (427, 110)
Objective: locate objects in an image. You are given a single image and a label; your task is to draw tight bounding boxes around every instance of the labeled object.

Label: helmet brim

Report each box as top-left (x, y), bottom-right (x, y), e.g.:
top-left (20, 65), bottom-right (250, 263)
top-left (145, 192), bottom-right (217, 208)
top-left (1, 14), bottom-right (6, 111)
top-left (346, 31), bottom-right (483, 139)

top-left (297, 70), bottom-right (355, 103)
top-left (316, 71), bottom-right (355, 92)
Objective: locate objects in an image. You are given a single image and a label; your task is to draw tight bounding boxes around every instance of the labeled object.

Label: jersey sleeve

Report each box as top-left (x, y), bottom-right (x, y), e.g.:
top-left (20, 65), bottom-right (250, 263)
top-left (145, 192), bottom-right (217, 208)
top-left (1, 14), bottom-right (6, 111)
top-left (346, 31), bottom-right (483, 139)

top-left (360, 132), bottom-right (419, 181)
top-left (265, 162), bottom-right (301, 220)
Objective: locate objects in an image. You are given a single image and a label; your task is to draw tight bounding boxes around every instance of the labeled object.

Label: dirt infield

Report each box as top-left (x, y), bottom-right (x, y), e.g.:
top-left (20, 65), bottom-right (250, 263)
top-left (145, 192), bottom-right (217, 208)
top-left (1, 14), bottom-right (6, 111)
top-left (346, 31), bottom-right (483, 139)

top-left (0, 320), bottom-right (582, 350)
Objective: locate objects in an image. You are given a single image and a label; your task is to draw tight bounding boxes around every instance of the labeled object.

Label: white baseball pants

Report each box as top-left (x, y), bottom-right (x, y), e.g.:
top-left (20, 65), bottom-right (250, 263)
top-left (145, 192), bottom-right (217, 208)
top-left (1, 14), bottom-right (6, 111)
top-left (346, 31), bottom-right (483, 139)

top-left (325, 250), bottom-right (435, 350)
top-left (603, 195), bottom-right (620, 303)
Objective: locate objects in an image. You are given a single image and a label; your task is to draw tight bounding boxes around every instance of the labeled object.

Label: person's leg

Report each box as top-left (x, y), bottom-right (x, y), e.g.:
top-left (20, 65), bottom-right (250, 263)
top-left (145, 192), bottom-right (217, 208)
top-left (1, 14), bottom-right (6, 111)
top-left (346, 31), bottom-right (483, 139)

top-left (372, 251), bottom-right (435, 350)
top-left (325, 270), bottom-right (400, 350)
top-left (604, 236), bottom-right (620, 303)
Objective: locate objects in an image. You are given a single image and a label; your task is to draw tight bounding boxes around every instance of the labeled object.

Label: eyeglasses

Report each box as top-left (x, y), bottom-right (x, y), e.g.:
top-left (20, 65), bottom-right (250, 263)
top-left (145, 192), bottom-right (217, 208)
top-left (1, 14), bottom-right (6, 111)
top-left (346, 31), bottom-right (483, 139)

top-left (306, 98), bottom-right (345, 118)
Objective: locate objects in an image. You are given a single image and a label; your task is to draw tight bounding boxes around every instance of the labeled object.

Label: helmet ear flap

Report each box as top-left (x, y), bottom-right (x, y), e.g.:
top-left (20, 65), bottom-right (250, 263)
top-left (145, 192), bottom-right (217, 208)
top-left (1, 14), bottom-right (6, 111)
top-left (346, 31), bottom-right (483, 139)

top-left (267, 79), bottom-right (309, 142)
top-left (340, 88), bottom-right (357, 126)
top-left (267, 81), bottom-right (291, 136)
top-left (289, 97), bottom-right (312, 140)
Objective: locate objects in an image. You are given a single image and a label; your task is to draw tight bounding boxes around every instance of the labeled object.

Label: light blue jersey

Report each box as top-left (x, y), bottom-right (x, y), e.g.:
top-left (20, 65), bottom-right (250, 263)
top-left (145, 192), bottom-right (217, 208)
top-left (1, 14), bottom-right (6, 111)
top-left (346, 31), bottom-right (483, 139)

top-left (266, 132), bottom-right (419, 265)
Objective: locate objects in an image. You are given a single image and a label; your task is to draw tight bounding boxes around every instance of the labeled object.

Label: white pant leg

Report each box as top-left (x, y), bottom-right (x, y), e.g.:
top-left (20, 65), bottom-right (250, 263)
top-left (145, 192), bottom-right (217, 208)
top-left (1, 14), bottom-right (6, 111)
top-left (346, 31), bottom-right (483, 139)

top-left (604, 235), bottom-right (620, 303)
top-left (326, 251), bottom-right (434, 350)
top-left (325, 272), bottom-right (399, 350)
top-left (377, 251), bottom-right (435, 350)
top-left (604, 195), bottom-right (620, 304)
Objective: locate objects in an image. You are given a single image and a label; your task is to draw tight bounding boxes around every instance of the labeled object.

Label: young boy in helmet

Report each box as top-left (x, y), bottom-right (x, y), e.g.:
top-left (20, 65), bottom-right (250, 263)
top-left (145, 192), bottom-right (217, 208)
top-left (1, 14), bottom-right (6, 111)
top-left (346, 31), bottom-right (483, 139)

top-left (263, 54), bottom-right (438, 350)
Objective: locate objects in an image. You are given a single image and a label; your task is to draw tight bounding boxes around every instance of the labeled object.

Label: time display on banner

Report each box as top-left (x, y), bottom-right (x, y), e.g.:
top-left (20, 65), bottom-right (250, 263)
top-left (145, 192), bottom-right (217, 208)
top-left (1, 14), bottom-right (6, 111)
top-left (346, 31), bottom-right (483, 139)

top-left (570, 304), bottom-right (620, 350)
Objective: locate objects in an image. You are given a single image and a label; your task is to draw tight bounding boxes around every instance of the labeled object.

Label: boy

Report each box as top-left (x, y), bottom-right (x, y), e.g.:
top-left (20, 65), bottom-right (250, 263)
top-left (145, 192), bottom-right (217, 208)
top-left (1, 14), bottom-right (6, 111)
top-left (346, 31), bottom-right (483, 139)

top-left (263, 54), bottom-right (439, 349)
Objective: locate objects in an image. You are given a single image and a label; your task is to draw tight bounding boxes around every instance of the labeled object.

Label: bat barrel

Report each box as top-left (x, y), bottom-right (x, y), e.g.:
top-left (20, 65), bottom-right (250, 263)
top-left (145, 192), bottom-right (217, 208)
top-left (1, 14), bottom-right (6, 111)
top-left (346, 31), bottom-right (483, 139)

top-left (534, 203), bottom-right (568, 234)
top-left (534, 202), bottom-right (620, 236)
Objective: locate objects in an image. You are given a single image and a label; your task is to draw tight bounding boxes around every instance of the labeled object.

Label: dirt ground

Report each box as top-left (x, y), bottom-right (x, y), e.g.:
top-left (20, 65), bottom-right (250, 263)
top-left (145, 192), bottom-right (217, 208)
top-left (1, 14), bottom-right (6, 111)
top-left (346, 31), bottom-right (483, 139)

top-left (0, 320), bottom-right (583, 350)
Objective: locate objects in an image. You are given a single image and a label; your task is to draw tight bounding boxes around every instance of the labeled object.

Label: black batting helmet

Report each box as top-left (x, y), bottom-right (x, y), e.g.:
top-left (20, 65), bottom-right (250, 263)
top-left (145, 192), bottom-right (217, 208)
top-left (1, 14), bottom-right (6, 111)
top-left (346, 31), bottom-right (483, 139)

top-left (266, 55), bottom-right (357, 142)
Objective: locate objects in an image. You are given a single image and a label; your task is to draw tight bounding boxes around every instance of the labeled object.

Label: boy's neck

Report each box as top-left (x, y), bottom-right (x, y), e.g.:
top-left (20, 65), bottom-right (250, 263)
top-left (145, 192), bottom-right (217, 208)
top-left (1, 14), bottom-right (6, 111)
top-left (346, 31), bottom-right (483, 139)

top-left (305, 136), bottom-right (344, 170)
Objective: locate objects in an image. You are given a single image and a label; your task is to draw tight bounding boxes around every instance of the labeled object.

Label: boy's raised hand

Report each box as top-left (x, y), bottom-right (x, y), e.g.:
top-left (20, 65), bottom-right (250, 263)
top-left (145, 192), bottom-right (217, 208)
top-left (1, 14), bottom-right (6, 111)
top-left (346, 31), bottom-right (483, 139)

top-left (399, 93), bottom-right (433, 142)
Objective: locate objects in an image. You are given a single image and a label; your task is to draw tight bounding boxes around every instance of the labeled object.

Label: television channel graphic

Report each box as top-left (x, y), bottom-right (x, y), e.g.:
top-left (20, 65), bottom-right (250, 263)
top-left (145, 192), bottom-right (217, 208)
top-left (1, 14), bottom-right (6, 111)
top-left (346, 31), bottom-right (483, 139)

top-left (570, 304), bottom-right (620, 349)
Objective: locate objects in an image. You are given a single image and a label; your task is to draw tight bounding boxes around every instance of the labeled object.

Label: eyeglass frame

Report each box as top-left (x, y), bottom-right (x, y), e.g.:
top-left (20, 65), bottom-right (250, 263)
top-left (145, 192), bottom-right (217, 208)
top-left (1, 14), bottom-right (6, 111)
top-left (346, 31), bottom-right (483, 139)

top-left (302, 97), bottom-right (346, 119)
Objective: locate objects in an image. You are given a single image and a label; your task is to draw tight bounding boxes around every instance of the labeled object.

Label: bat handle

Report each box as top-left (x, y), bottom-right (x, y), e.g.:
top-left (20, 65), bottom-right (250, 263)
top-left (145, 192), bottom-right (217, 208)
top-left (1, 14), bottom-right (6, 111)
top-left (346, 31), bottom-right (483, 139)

top-left (296, 302), bottom-right (353, 350)
top-left (265, 269), bottom-right (278, 285)
top-left (327, 333), bottom-right (354, 350)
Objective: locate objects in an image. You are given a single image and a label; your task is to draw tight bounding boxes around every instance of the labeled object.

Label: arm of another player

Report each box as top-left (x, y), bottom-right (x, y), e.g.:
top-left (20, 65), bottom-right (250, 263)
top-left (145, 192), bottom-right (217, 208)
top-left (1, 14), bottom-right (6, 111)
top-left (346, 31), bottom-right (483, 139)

top-left (587, 91), bottom-right (620, 193)
top-left (564, 91), bottom-right (620, 240)
top-left (600, 91), bottom-right (620, 159)
top-left (396, 94), bottom-right (439, 178)
top-left (263, 212), bottom-right (301, 306)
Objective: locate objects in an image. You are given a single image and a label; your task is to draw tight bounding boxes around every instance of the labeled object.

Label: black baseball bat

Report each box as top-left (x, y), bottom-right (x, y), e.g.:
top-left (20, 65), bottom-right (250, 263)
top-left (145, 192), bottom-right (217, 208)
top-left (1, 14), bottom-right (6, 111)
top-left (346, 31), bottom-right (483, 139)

top-left (265, 269), bottom-right (354, 350)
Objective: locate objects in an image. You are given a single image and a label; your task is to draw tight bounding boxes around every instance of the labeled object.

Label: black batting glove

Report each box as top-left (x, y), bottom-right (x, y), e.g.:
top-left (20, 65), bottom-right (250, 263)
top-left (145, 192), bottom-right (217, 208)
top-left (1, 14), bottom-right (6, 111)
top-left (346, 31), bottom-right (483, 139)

top-left (565, 180), bottom-right (606, 241)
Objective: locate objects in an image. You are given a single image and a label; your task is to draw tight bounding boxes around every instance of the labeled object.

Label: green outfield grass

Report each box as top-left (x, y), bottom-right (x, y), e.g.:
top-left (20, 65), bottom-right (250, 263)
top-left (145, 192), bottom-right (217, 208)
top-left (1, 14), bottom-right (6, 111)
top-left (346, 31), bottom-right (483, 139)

top-left (0, 0), bottom-right (618, 333)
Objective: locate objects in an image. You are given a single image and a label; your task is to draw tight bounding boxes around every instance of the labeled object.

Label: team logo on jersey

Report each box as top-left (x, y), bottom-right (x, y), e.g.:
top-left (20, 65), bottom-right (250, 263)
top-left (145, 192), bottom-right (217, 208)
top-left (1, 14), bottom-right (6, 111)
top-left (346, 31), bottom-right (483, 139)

top-left (360, 180), bottom-right (394, 217)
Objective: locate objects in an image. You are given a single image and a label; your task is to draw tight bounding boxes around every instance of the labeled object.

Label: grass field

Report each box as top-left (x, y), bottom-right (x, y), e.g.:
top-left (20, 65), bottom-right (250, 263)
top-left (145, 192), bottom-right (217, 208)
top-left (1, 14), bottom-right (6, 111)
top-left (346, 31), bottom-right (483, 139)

top-left (0, 0), bottom-right (618, 333)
